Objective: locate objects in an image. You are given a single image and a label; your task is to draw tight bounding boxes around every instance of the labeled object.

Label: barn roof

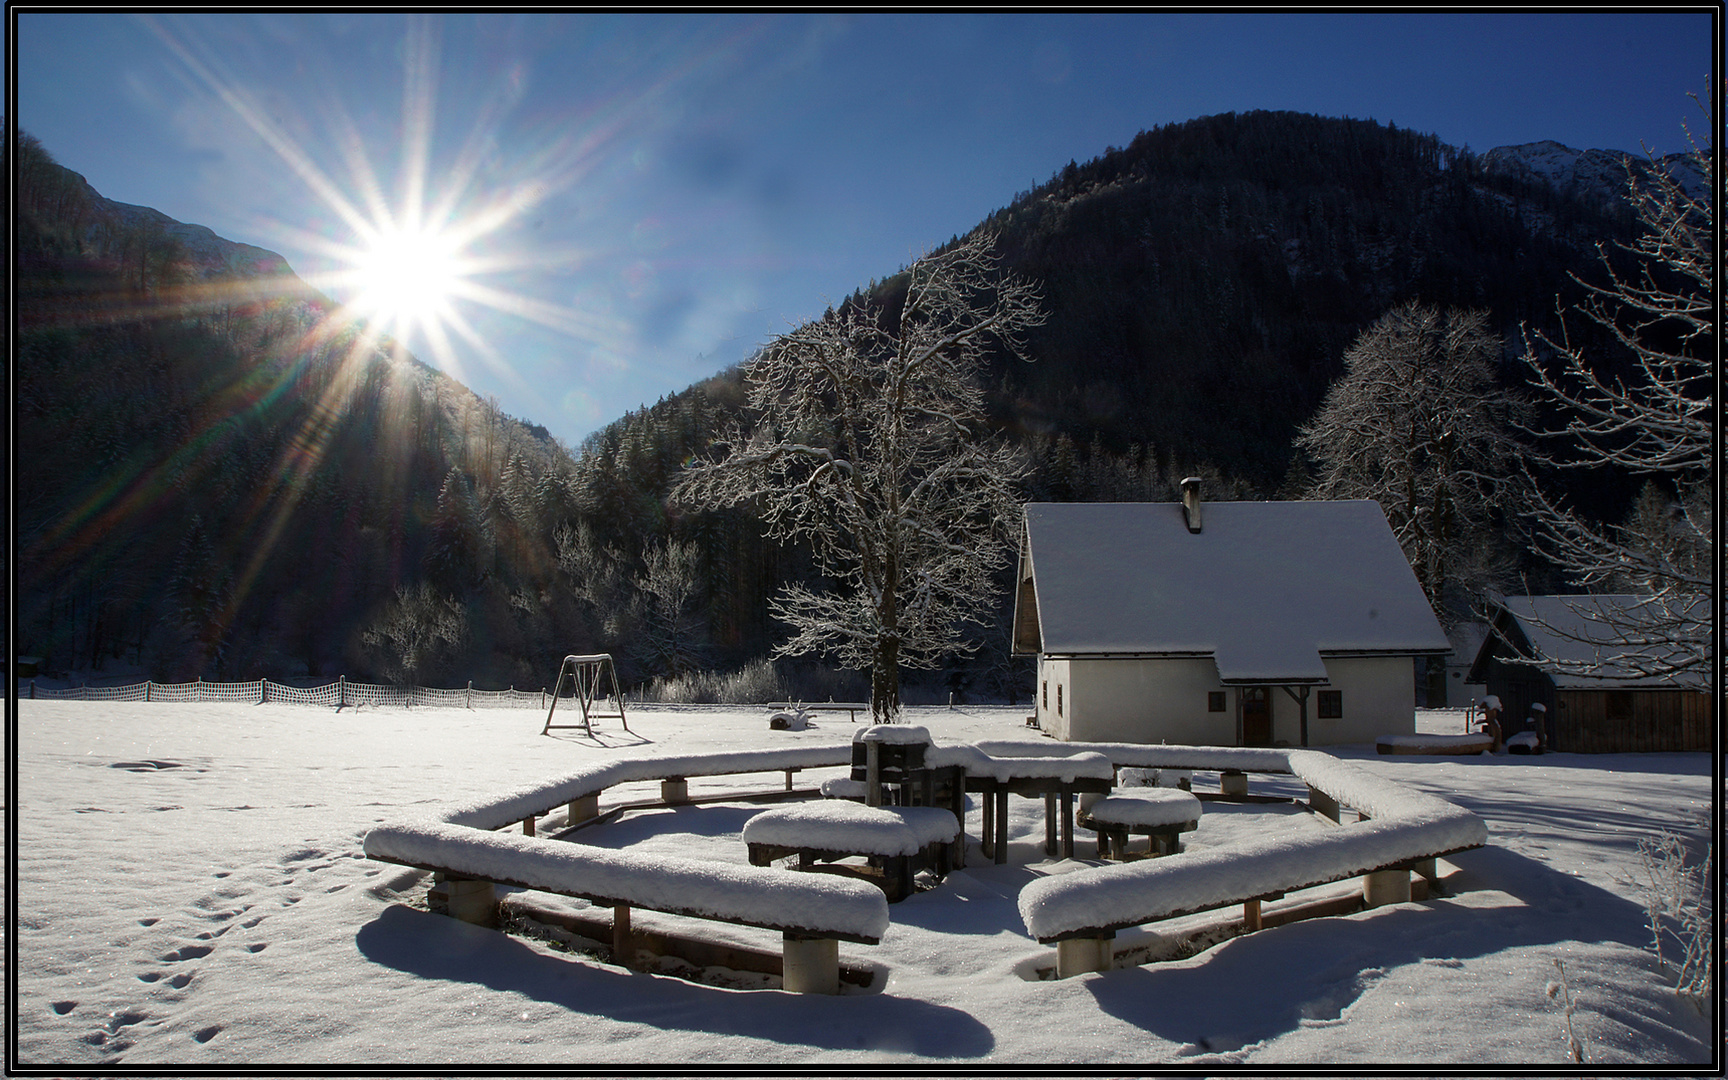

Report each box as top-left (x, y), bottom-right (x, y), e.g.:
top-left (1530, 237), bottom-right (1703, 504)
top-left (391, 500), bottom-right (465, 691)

top-left (1015, 500), bottom-right (1449, 683)
top-left (1474, 595), bottom-right (1708, 689)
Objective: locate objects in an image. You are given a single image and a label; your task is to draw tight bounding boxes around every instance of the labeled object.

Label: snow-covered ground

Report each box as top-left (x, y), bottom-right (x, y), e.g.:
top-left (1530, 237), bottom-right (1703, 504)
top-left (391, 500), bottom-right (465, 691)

top-left (9, 700), bottom-right (1714, 1067)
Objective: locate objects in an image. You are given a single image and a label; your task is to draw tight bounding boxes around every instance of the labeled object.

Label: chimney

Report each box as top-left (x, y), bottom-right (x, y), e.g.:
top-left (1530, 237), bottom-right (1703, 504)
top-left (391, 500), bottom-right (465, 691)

top-left (1180, 477), bottom-right (1202, 533)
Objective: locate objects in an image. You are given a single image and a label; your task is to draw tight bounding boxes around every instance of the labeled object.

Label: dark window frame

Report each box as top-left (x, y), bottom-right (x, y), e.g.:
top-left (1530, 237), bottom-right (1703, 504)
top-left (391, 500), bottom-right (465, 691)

top-left (1317, 690), bottom-right (1343, 719)
top-left (1208, 691), bottom-right (1226, 712)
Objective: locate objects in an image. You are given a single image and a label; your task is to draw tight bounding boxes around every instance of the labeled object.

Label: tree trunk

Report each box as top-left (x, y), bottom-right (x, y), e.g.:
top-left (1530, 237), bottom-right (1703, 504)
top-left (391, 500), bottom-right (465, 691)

top-left (871, 634), bottom-right (901, 723)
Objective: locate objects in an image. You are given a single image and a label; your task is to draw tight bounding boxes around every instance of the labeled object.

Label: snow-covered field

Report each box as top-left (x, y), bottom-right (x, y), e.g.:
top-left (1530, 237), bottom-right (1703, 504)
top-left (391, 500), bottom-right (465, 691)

top-left (9, 700), bottom-right (1714, 1068)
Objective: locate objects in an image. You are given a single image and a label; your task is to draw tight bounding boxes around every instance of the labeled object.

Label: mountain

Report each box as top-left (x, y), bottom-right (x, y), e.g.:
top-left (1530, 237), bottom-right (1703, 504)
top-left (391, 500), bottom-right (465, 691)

top-left (11, 131), bottom-right (590, 687)
top-left (11, 111), bottom-right (1666, 698)
top-left (1480, 139), bottom-right (1710, 208)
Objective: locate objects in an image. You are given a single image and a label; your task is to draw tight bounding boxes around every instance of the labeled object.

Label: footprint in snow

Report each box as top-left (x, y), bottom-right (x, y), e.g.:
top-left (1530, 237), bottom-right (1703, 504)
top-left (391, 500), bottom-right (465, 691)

top-left (50, 1000), bottom-right (77, 1015)
top-left (160, 944), bottom-right (213, 963)
top-left (194, 1024), bottom-right (222, 1044)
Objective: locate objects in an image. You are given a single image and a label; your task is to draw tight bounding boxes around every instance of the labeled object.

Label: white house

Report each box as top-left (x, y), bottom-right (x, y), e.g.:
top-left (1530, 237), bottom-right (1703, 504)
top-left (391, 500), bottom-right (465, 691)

top-left (1011, 485), bottom-right (1450, 747)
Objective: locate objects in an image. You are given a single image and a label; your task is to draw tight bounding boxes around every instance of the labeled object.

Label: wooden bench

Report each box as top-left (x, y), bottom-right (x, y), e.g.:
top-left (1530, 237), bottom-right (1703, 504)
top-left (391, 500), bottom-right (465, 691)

top-left (769, 701), bottom-right (871, 723)
top-left (1017, 747), bottom-right (1489, 978)
top-left (365, 819), bottom-right (888, 994)
top-left (1077, 789), bottom-right (1203, 860)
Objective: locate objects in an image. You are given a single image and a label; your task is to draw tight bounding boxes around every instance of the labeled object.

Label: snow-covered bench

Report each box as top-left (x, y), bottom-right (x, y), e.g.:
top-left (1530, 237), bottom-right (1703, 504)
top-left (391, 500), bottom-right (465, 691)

top-left (1376, 732), bottom-right (1494, 756)
top-left (1077, 789), bottom-right (1203, 860)
top-left (769, 701), bottom-right (870, 723)
top-left (1016, 748), bottom-right (1487, 978)
top-left (743, 800), bottom-right (961, 901)
top-left (365, 745), bottom-right (884, 993)
top-left (365, 819), bottom-right (888, 994)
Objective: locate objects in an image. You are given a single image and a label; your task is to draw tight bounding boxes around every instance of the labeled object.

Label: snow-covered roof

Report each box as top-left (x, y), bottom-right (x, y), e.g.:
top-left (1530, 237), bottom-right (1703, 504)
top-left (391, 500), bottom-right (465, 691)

top-left (1017, 500), bottom-right (1449, 682)
top-left (1481, 595), bottom-right (1707, 689)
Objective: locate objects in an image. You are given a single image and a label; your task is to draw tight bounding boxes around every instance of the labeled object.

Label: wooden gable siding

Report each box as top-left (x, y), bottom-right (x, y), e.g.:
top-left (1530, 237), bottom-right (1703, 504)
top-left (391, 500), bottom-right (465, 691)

top-left (1554, 689), bottom-right (1714, 754)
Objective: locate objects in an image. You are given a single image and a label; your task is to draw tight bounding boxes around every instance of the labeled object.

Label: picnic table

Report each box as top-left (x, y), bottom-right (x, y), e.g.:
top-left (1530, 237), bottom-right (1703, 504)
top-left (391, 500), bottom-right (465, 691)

top-left (956, 751), bottom-right (1118, 864)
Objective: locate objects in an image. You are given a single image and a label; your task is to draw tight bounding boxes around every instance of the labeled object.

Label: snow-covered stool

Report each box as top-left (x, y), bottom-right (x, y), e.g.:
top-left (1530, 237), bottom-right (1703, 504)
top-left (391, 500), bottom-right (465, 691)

top-left (819, 777), bottom-right (868, 800)
top-left (743, 800), bottom-right (959, 902)
top-left (1505, 731), bottom-right (1542, 755)
top-left (1077, 789), bottom-right (1203, 860)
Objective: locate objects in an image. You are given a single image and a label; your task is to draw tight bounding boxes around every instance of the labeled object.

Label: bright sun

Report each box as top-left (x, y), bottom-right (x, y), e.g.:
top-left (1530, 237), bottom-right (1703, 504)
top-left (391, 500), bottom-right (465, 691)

top-left (349, 221), bottom-right (469, 337)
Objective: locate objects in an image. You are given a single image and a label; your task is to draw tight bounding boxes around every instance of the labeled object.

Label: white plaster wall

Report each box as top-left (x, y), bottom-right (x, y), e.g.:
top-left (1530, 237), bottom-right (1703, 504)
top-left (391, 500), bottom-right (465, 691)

top-left (1063, 657), bottom-right (1237, 745)
top-left (1035, 658), bottom-right (1072, 739)
top-left (1305, 656), bottom-right (1416, 745)
top-left (1039, 654), bottom-right (1417, 747)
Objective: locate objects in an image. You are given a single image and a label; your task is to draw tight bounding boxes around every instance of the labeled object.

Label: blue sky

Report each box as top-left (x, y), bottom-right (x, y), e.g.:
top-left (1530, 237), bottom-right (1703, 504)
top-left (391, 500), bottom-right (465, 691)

top-left (11, 11), bottom-right (1718, 451)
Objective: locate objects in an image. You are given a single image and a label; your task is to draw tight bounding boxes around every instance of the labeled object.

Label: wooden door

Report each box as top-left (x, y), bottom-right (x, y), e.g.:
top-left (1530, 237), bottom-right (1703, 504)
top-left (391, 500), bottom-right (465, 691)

top-left (1241, 688), bottom-right (1272, 746)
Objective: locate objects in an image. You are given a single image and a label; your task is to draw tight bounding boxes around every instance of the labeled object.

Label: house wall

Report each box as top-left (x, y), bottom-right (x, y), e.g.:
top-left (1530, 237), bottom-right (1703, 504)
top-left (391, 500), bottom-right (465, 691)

top-left (1307, 656), bottom-right (1416, 744)
top-left (1038, 654), bottom-right (1416, 747)
top-left (1034, 658), bottom-right (1073, 739)
top-left (1063, 657), bottom-right (1238, 745)
top-left (1554, 688), bottom-right (1713, 753)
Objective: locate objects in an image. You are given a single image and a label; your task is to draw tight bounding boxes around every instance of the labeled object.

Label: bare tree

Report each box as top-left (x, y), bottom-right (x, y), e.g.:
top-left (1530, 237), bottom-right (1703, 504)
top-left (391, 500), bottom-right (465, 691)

top-left (631, 538), bottom-right (709, 678)
top-left (1515, 99), bottom-right (1714, 681)
top-left (1295, 301), bottom-right (1524, 624)
top-left (362, 582), bottom-right (468, 685)
top-left (675, 232), bottom-right (1044, 721)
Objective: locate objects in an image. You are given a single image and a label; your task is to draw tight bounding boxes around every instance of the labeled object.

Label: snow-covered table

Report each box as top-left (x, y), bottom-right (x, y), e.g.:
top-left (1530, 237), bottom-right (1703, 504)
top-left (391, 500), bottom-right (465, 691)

top-left (743, 800), bottom-right (961, 902)
top-left (1077, 789), bottom-right (1203, 859)
top-left (932, 749), bottom-right (1118, 864)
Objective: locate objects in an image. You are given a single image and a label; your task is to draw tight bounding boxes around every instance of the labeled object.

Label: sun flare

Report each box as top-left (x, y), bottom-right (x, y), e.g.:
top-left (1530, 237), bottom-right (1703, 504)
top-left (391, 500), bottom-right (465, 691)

top-left (348, 220), bottom-right (469, 338)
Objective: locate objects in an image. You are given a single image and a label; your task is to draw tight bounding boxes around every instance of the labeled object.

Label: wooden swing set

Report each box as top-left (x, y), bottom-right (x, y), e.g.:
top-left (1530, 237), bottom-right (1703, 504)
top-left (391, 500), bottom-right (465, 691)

top-left (542, 653), bottom-right (630, 737)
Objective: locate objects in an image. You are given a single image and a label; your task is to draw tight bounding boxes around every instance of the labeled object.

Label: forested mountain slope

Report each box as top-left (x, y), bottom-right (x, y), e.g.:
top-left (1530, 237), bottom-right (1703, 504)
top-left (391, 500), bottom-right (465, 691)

top-left (11, 132), bottom-right (583, 687)
top-left (12, 110), bottom-right (1663, 696)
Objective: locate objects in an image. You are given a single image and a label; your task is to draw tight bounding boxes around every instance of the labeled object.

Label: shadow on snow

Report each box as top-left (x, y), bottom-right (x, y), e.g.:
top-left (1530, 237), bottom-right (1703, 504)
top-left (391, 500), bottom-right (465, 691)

top-left (355, 904), bottom-right (995, 1057)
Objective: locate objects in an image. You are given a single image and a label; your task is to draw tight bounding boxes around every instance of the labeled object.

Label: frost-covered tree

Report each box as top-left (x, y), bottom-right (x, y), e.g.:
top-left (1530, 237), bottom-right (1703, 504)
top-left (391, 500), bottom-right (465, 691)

top-left (1295, 301), bottom-right (1524, 623)
top-left (630, 538), bottom-right (709, 678)
top-left (361, 582), bottom-right (468, 686)
top-left (1515, 101), bottom-right (1714, 681)
top-left (675, 231), bottom-right (1044, 721)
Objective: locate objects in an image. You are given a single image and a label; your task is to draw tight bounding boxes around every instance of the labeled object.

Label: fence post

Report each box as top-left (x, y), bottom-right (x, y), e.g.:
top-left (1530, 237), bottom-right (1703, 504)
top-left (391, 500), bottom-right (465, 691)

top-left (259, 679), bottom-right (267, 705)
top-left (145, 681), bottom-right (151, 702)
top-left (339, 675), bottom-right (347, 708)
top-left (467, 681), bottom-right (472, 708)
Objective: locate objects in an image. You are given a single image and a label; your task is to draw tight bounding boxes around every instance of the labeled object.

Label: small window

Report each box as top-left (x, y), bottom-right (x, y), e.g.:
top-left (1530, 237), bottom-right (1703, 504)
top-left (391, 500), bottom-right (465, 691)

top-left (1041, 681), bottom-right (1048, 709)
top-left (1057, 684), bottom-right (1063, 717)
top-left (1317, 690), bottom-right (1342, 719)
top-left (1208, 691), bottom-right (1226, 712)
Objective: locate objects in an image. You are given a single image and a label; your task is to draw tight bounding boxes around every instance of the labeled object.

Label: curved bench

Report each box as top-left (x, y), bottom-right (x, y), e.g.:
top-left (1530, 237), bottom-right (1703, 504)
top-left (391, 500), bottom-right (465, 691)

top-left (365, 744), bottom-right (876, 993)
top-left (366, 818), bottom-right (887, 994)
top-left (1017, 748), bottom-right (1486, 977)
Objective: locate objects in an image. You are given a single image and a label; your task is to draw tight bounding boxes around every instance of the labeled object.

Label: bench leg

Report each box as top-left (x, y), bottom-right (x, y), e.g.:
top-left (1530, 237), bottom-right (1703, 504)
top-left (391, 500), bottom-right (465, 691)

top-left (1362, 869), bottom-right (1412, 908)
top-left (1061, 793), bottom-right (1075, 859)
top-left (782, 935), bottom-right (840, 994)
top-left (980, 789), bottom-right (995, 861)
top-left (1044, 793), bottom-right (1058, 856)
top-left (569, 793), bottom-right (599, 825)
top-left (661, 778), bottom-right (688, 804)
top-left (995, 790), bottom-right (1009, 864)
top-left (434, 877), bottom-right (497, 927)
top-left (1055, 934), bottom-right (1114, 978)
top-left (1244, 898), bottom-right (1262, 932)
top-left (612, 904), bottom-right (632, 965)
